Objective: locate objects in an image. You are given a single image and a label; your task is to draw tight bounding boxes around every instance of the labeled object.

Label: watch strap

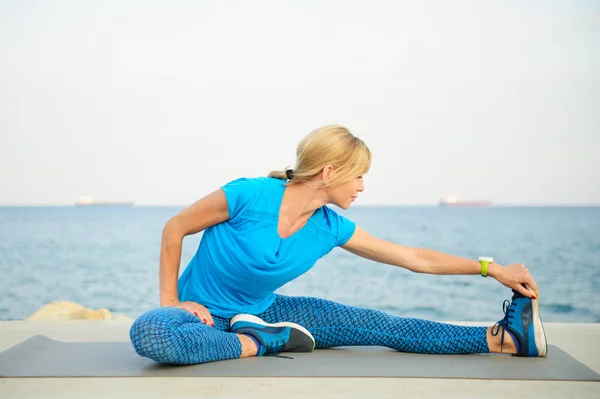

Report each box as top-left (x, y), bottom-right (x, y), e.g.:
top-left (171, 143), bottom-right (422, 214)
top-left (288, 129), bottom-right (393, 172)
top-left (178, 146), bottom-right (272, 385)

top-left (478, 257), bottom-right (493, 278)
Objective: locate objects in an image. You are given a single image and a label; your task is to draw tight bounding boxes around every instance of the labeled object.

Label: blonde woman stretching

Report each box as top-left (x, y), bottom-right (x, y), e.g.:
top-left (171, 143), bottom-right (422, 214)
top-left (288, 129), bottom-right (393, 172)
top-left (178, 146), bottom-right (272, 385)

top-left (130, 125), bottom-right (548, 364)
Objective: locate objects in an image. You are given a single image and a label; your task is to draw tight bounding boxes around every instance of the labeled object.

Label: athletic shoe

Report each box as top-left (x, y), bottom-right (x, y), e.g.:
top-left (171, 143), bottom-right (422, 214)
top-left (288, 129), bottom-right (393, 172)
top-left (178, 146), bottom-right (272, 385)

top-left (492, 288), bottom-right (548, 357)
top-left (230, 314), bottom-right (315, 356)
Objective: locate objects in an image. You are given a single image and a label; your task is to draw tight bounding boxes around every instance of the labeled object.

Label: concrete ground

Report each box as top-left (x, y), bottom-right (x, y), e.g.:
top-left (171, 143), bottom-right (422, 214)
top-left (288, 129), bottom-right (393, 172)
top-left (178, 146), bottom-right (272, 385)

top-left (1, 320), bottom-right (599, 399)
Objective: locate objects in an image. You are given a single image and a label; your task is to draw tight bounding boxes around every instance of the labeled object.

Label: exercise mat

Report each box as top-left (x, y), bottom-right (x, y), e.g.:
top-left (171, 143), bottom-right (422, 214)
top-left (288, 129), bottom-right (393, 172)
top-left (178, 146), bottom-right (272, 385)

top-left (1, 336), bottom-right (598, 381)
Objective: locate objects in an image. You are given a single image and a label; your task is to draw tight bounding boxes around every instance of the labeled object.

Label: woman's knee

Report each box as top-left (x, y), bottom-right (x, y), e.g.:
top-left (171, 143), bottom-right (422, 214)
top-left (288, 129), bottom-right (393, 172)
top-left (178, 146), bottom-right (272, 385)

top-left (129, 307), bottom-right (197, 361)
top-left (130, 307), bottom-right (242, 364)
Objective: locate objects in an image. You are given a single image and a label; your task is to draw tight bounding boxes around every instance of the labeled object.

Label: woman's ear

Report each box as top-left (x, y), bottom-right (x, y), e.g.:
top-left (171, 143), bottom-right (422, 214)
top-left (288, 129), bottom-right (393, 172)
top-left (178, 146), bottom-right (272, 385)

top-left (321, 165), bottom-right (334, 182)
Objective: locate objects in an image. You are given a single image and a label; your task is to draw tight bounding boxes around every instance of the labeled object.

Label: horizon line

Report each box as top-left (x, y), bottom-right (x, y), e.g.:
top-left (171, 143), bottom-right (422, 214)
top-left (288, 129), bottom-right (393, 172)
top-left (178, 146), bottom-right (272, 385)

top-left (1, 203), bottom-right (599, 208)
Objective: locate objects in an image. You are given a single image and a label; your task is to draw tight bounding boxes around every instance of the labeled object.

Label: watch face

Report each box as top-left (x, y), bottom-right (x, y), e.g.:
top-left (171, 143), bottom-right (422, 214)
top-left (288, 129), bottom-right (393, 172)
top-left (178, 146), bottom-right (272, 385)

top-left (478, 257), bottom-right (494, 262)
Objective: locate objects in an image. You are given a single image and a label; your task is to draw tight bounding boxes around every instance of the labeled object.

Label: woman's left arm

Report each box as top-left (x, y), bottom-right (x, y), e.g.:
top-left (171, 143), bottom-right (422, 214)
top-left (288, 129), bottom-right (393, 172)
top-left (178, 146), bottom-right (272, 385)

top-left (342, 226), bottom-right (539, 298)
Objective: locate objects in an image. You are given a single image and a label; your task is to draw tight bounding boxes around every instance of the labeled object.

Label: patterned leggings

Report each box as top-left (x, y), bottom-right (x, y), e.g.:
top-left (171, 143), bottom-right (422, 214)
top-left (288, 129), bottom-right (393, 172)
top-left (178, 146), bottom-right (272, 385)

top-left (130, 294), bottom-right (489, 364)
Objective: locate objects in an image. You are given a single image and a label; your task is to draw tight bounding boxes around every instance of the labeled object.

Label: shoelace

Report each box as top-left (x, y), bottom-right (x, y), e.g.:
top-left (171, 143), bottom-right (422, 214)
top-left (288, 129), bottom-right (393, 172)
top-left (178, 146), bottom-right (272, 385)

top-left (263, 339), bottom-right (294, 360)
top-left (264, 353), bottom-right (294, 359)
top-left (491, 299), bottom-right (515, 353)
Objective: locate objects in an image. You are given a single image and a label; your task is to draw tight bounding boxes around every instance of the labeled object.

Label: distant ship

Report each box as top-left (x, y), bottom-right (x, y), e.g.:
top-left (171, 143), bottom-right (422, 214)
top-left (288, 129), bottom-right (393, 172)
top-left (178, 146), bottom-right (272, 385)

top-left (439, 196), bottom-right (491, 207)
top-left (75, 196), bottom-right (134, 207)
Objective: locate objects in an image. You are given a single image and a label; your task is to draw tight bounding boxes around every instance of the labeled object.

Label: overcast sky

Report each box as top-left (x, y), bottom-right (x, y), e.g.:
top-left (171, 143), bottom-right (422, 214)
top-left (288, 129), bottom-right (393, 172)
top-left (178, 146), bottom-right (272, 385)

top-left (1, 0), bottom-right (598, 206)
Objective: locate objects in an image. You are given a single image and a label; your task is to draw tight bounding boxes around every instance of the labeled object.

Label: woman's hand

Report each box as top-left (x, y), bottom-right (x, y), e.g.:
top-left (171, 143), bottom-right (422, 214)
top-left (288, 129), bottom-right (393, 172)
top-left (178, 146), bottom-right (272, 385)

top-left (163, 300), bottom-right (215, 327)
top-left (493, 263), bottom-right (539, 299)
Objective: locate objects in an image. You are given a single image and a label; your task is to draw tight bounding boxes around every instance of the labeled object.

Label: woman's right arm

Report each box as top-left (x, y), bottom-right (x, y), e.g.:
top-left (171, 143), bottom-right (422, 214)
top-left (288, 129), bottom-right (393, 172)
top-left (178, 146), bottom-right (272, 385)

top-left (159, 189), bottom-right (230, 321)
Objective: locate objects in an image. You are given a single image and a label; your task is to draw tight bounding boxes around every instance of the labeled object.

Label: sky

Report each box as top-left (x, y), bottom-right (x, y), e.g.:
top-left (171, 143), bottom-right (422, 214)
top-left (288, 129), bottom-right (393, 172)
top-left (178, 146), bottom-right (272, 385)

top-left (1, 0), bottom-right (599, 206)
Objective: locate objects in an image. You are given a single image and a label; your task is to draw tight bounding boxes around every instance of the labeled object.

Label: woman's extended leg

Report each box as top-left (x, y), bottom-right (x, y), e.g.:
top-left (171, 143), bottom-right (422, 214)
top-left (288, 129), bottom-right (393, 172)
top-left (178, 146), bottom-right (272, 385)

top-left (130, 307), bottom-right (259, 364)
top-left (256, 295), bottom-right (492, 354)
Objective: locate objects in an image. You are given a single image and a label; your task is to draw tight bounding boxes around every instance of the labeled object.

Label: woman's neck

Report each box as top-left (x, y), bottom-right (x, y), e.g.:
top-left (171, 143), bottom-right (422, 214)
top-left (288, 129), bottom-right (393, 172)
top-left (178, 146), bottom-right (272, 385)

top-left (281, 180), bottom-right (329, 219)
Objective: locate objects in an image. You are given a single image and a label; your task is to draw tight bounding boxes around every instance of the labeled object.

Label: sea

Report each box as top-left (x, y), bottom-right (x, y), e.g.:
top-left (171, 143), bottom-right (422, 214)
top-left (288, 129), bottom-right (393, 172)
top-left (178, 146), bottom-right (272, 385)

top-left (1, 206), bottom-right (599, 323)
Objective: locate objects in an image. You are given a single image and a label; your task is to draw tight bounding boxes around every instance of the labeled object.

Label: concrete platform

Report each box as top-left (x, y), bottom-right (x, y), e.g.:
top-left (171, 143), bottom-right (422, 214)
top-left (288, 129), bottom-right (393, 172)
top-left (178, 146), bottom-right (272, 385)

top-left (1, 320), bottom-right (599, 398)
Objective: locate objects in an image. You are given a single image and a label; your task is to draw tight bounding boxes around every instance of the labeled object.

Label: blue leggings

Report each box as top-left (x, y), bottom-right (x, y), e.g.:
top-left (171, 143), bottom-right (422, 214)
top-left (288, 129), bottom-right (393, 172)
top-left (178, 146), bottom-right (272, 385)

top-left (130, 295), bottom-right (489, 364)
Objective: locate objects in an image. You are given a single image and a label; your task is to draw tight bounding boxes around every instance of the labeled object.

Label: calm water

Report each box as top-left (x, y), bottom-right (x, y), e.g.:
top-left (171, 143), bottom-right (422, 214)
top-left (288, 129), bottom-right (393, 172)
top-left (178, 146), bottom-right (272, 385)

top-left (1, 206), bottom-right (599, 322)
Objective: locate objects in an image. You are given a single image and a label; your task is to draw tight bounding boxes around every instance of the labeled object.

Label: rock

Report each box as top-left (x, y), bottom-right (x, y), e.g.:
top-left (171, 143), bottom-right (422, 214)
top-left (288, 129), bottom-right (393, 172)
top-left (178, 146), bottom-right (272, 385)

top-left (25, 301), bottom-right (132, 321)
top-left (68, 307), bottom-right (112, 320)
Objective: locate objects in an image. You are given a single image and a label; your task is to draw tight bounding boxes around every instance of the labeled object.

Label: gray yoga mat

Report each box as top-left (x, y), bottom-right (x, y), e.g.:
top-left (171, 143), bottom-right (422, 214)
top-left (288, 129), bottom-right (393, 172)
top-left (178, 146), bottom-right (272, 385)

top-left (1, 335), bottom-right (599, 381)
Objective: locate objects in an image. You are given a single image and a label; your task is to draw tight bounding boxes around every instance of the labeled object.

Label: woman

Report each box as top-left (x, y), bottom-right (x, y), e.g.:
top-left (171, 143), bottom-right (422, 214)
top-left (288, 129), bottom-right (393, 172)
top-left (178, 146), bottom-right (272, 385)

top-left (130, 125), bottom-right (547, 364)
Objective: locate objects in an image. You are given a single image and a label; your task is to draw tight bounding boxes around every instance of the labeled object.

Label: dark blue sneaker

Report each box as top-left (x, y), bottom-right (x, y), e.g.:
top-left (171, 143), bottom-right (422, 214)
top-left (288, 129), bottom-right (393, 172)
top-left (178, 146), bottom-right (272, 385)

top-left (492, 288), bottom-right (548, 357)
top-left (230, 314), bottom-right (315, 356)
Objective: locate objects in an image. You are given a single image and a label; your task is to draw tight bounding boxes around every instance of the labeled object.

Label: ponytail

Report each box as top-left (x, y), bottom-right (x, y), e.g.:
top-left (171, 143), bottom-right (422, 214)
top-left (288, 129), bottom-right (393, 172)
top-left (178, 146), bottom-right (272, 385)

top-left (268, 169), bottom-right (288, 181)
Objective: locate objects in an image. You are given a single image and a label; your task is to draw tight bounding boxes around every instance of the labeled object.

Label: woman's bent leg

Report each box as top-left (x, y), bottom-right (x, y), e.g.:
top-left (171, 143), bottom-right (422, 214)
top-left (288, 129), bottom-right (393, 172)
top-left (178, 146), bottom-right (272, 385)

top-left (130, 307), bottom-right (243, 364)
top-left (256, 295), bottom-right (489, 355)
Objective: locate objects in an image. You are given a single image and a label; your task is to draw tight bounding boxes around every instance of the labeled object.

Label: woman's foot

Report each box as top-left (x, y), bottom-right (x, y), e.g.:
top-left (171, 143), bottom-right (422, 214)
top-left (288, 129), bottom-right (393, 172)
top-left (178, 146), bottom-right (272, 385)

top-left (490, 288), bottom-right (548, 357)
top-left (230, 314), bottom-right (315, 356)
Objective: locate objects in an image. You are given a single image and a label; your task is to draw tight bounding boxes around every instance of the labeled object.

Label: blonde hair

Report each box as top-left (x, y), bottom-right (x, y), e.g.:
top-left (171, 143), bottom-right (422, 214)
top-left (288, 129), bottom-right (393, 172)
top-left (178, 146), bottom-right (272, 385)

top-left (269, 125), bottom-right (371, 187)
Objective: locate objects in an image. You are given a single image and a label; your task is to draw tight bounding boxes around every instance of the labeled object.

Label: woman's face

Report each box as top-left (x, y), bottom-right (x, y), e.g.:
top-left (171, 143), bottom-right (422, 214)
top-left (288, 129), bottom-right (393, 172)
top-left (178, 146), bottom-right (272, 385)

top-left (327, 175), bottom-right (365, 209)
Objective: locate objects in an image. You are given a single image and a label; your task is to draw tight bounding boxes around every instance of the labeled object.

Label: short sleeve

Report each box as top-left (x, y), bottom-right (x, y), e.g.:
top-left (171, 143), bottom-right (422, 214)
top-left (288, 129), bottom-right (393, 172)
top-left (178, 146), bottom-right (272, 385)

top-left (335, 213), bottom-right (356, 246)
top-left (220, 178), bottom-right (257, 222)
top-left (322, 206), bottom-right (357, 247)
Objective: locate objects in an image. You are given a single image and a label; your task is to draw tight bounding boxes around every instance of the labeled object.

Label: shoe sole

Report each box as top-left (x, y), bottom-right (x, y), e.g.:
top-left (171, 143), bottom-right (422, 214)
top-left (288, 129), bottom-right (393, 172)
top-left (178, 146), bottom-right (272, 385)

top-left (526, 284), bottom-right (548, 357)
top-left (230, 314), bottom-right (316, 351)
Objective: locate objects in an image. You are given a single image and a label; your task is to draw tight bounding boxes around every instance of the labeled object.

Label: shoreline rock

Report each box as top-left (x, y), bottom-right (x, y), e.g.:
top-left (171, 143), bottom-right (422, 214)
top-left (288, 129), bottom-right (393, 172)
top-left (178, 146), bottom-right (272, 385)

top-left (25, 301), bottom-right (132, 321)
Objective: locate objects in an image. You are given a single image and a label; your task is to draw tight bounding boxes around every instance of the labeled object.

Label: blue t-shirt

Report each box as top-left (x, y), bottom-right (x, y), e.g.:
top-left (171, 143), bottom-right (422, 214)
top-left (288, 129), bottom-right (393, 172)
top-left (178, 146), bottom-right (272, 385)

top-left (177, 176), bottom-right (356, 318)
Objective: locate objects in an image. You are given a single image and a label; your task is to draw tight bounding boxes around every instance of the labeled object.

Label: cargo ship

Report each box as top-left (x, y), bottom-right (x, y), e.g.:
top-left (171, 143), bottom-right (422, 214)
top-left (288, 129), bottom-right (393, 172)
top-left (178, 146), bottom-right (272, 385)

top-left (439, 196), bottom-right (491, 207)
top-left (75, 196), bottom-right (134, 207)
